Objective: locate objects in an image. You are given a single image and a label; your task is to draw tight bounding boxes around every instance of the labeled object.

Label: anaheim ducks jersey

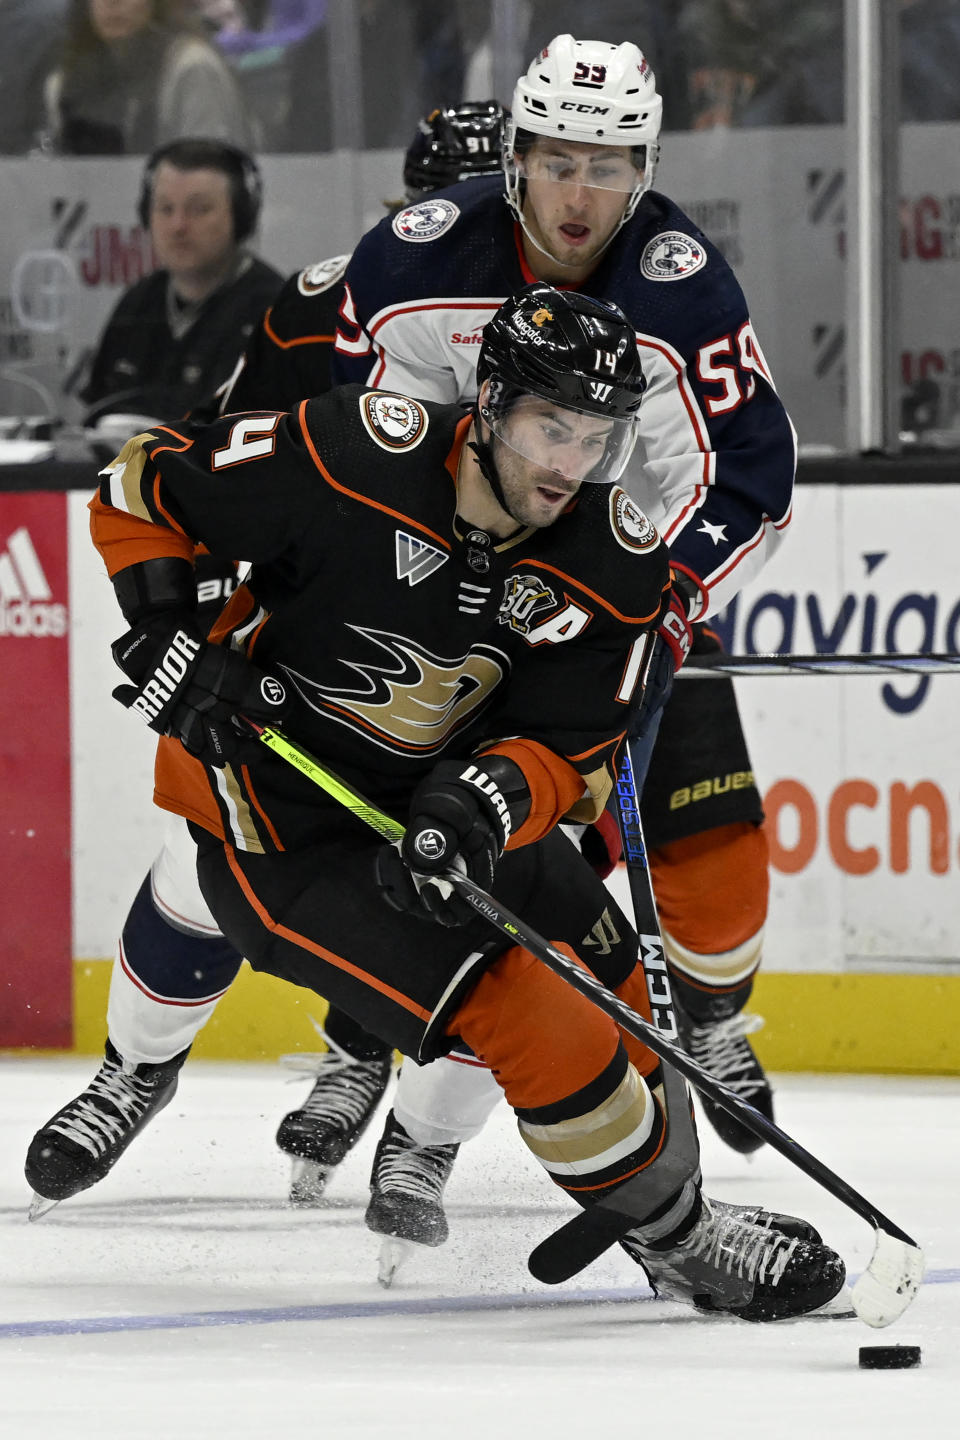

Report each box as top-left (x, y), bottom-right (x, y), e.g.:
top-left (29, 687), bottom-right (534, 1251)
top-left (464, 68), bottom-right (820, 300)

top-left (332, 177), bottom-right (796, 619)
top-left (90, 385), bottom-right (669, 854)
top-left (217, 255), bottom-right (349, 416)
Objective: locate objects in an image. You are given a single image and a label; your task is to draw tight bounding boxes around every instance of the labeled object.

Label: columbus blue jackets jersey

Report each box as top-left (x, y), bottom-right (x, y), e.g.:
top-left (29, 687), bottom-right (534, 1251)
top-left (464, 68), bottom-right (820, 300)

top-left (332, 176), bottom-right (796, 617)
top-left (91, 385), bottom-right (669, 854)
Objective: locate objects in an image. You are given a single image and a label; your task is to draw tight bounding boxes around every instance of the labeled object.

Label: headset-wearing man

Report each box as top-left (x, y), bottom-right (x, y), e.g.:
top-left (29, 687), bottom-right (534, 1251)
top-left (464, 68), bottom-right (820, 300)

top-left (81, 137), bottom-right (282, 420)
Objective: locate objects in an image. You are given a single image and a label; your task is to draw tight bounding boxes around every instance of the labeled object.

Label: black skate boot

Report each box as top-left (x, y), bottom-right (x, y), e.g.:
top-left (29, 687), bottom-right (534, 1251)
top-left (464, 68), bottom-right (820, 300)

top-left (276, 1036), bottom-right (393, 1205)
top-left (673, 987), bottom-right (774, 1154)
top-left (25, 1039), bottom-right (189, 1217)
top-left (622, 1195), bottom-right (846, 1321)
top-left (365, 1109), bottom-right (460, 1286)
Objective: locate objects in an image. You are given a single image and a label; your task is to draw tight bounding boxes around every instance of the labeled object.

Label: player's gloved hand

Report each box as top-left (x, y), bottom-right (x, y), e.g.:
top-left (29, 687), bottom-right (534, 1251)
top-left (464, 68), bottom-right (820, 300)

top-left (577, 808), bottom-right (622, 879)
top-left (111, 615), bottom-right (288, 767)
top-left (629, 570), bottom-right (698, 745)
top-left (376, 760), bottom-right (513, 927)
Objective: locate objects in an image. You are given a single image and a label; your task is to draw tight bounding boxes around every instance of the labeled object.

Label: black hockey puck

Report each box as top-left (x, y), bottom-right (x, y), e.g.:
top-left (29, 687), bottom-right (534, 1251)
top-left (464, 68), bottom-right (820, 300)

top-left (858, 1345), bottom-right (922, 1369)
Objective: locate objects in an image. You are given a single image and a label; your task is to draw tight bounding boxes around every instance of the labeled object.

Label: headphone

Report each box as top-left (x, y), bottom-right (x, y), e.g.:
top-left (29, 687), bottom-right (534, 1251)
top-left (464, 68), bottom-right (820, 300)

top-left (137, 139), bottom-right (263, 242)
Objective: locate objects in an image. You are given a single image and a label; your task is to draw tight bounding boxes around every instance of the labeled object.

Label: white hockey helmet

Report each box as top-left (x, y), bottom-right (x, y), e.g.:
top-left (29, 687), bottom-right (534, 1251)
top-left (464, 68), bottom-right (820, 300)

top-left (505, 35), bottom-right (662, 226)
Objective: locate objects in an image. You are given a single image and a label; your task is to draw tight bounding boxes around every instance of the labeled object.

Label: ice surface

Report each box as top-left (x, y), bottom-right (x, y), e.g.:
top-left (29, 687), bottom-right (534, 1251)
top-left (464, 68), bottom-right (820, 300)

top-left (1, 1061), bottom-right (956, 1439)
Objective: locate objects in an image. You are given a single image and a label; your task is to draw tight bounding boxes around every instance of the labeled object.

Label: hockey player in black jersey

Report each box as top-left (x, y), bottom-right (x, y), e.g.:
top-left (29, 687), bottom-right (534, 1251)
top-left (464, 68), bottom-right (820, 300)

top-left (44, 283), bottom-right (842, 1321)
top-left (330, 36), bottom-right (789, 1224)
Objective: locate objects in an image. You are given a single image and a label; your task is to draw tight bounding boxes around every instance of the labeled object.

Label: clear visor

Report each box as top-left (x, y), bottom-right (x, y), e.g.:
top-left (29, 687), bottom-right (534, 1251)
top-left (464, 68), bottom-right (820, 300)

top-left (511, 137), bottom-right (644, 195)
top-left (481, 385), bottom-right (637, 486)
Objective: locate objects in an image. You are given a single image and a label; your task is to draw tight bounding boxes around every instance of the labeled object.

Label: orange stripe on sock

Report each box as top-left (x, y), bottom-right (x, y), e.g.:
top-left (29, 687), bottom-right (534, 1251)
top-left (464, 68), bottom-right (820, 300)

top-left (651, 821), bottom-right (769, 957)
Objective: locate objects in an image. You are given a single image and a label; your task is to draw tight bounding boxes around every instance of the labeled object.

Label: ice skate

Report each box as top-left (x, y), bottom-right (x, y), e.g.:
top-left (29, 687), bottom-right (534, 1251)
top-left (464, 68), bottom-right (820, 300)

top-left (676, 1005), bottom-right (774, 1154)
top-left (622, 1195), bottom-right (846, 1321)
top-left (25, 1040), bottom-right (189, 1217)
top-left (365, 1109), bottom-right (459, 1286)
top-left (276, 1035), bottom-right (393, 1205)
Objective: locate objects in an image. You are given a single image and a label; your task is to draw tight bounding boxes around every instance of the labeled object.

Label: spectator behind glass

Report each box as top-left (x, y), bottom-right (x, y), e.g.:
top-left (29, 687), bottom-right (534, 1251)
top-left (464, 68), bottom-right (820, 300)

top-left (0, 1), bottom-right (68, 154)
top-left (80, 137), bottom-right (282, 420)
top-left (42, 0), bottom-right (254, 155)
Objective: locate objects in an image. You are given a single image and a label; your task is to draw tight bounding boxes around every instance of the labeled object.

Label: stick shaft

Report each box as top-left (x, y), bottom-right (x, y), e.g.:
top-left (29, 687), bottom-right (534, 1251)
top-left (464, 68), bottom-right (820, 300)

top-left (679, 651), bottom-right (960, 678)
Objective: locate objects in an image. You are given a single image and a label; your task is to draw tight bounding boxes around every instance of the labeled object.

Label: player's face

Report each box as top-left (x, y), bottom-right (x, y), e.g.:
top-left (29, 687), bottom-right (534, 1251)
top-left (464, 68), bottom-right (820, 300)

top-left (491, 396), bottom-right (614, 528)
top-left (519, 139), bottom-right (639, 271)
top-left (90, 0), bottom-right (152, 43)
top-left (148, 164), bottom-right (236, 278)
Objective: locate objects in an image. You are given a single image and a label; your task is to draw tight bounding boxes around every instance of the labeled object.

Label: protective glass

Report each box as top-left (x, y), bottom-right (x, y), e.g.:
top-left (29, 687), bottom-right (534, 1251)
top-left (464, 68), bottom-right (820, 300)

top-left (480, 383), bottom-right (637, 485)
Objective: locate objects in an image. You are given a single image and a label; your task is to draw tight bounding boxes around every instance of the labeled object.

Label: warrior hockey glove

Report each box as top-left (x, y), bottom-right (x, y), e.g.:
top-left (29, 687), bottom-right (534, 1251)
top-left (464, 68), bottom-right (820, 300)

top-left (376, 758), bottom-right (524, 927)
top-left (111, 616), bottom-right (287, 767)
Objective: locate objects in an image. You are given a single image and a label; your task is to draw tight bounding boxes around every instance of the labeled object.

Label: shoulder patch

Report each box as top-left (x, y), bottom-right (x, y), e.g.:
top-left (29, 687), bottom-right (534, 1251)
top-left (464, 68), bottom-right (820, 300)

top-left (391, 198), bottom-right (460, 243)
top-left (640, 231), bottom-right (706, 282)
top-left (610, 488), bottom-right (660, 552)
top-left (297, 255), bottom-right (349, 296)
top-left (360, 392), bottom-right (429, 452)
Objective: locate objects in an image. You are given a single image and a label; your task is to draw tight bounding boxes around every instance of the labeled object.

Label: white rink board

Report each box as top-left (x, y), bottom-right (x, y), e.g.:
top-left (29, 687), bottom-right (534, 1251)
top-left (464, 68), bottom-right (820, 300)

top-left (67, 485), bottom-right (960, 974)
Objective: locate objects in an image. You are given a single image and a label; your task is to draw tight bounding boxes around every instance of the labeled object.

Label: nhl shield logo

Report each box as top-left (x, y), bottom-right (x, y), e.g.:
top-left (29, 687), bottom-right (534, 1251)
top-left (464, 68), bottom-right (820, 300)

top-left (640, 231), bottom-right (706, 282)
top-left (392, 198), bottom-right (460, 243)
top-left (361, 392), bottom-right (429, 452)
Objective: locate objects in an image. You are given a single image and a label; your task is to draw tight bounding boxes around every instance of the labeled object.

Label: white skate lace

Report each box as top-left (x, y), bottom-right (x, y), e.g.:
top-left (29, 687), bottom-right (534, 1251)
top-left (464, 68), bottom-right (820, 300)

top-left (684, 1012), bottom-right (767, 1097)
top-left (46, 1055), bottom-right (159, 1158)
top-left (373, 1122), bottom-right (458, 1205)
top-left (685, 1206), bottom-right (798, 1288)
top-left (279, 1028), bottom-right (389, 1130)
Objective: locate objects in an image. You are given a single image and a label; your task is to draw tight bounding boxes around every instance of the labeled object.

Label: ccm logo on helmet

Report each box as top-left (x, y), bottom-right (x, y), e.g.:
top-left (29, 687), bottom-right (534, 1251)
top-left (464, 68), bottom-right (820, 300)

top-left (130, 630), bottom-right (200, 723)
top-left (559, 102), bottom-right (611, 115)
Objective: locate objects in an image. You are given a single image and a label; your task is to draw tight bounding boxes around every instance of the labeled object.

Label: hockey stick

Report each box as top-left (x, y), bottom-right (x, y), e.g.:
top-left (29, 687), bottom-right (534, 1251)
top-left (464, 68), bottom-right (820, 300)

top-left (678, 651), bottom-right (960, 678)
top-left (246, 720), bottom-right (924, 1328)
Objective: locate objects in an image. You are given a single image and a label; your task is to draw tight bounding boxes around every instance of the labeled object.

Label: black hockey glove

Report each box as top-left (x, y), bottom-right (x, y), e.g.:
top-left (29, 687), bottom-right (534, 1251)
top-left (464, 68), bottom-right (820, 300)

top-left (376, 758), bottom-right (522, 927)
top-left (111, 616), bottom-right (287, 767)
top-left (577, 808), bottom-right (623, 880)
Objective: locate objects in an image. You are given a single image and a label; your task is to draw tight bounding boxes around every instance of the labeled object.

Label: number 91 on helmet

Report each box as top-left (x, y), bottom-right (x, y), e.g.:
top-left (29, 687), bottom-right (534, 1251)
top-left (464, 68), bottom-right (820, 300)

top-left (475, 283), bottom-right (645, 486)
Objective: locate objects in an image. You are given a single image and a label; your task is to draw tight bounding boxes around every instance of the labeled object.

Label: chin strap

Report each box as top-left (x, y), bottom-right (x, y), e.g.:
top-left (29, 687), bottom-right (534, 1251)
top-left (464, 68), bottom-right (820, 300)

top-left (467, 431), bottom-right (513, 520)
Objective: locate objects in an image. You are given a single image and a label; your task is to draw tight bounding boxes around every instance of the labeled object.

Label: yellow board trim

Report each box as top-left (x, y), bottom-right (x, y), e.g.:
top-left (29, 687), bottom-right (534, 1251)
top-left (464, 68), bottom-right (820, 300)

top-left (9, 963), bottom-right (960, 1076)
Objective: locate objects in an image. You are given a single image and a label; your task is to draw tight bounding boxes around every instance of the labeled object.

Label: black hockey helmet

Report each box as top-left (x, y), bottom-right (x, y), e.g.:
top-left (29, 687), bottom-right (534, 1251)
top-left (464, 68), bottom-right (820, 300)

top-left (475, 283), bottom-right (645, 484)
top-left (403, 100), bottom-right (507, 198)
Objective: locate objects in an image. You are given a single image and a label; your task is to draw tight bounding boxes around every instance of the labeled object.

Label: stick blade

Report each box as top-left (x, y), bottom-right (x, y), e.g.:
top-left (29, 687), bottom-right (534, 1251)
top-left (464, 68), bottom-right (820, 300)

top-left (851, 1230), bottom-right (925, 1328)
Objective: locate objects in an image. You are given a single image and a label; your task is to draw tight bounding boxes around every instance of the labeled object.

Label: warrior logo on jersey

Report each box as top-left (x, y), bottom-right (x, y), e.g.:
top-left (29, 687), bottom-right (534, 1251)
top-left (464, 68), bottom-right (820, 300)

top-left (279, 628), bottom-right (506, 755)
top-left (611, 489), bottom-right (660, 553)
top-left (498, 573), bottom-right (556, 634)
top-left (640, 232), bottom-right (706, 282)
top-left (361, 392), bottom-right (429, 452)
top-left (297, 255), bottom-right (349, 296)
top-left (392, 198), bottom-right (460, 243)
top-left (396, 531), bottom-right (448, 587)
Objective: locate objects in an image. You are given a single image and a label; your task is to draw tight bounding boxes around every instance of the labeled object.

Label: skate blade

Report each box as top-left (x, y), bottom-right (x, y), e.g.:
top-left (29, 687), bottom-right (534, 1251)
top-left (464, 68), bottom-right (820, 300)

top-left (28, 1193), bottom-right (60, 1222)
top-left (287, 1158), bottom-right (332, 1207)
top-left (377, 1237), bottom-right (418, 1289)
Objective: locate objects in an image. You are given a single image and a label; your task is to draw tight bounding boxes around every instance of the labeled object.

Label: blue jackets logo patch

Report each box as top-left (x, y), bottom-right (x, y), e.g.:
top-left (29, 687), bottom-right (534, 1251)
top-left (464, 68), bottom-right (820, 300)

top-left (392, 199), bottom-right (460, 243)
top-left (640, 231), bottom-right (706, 282)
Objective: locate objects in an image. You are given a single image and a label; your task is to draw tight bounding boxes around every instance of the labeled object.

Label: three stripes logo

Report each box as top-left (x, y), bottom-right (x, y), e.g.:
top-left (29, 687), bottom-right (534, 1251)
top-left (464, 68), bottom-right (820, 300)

top-left (0, 527), bottom-right (67, 637)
